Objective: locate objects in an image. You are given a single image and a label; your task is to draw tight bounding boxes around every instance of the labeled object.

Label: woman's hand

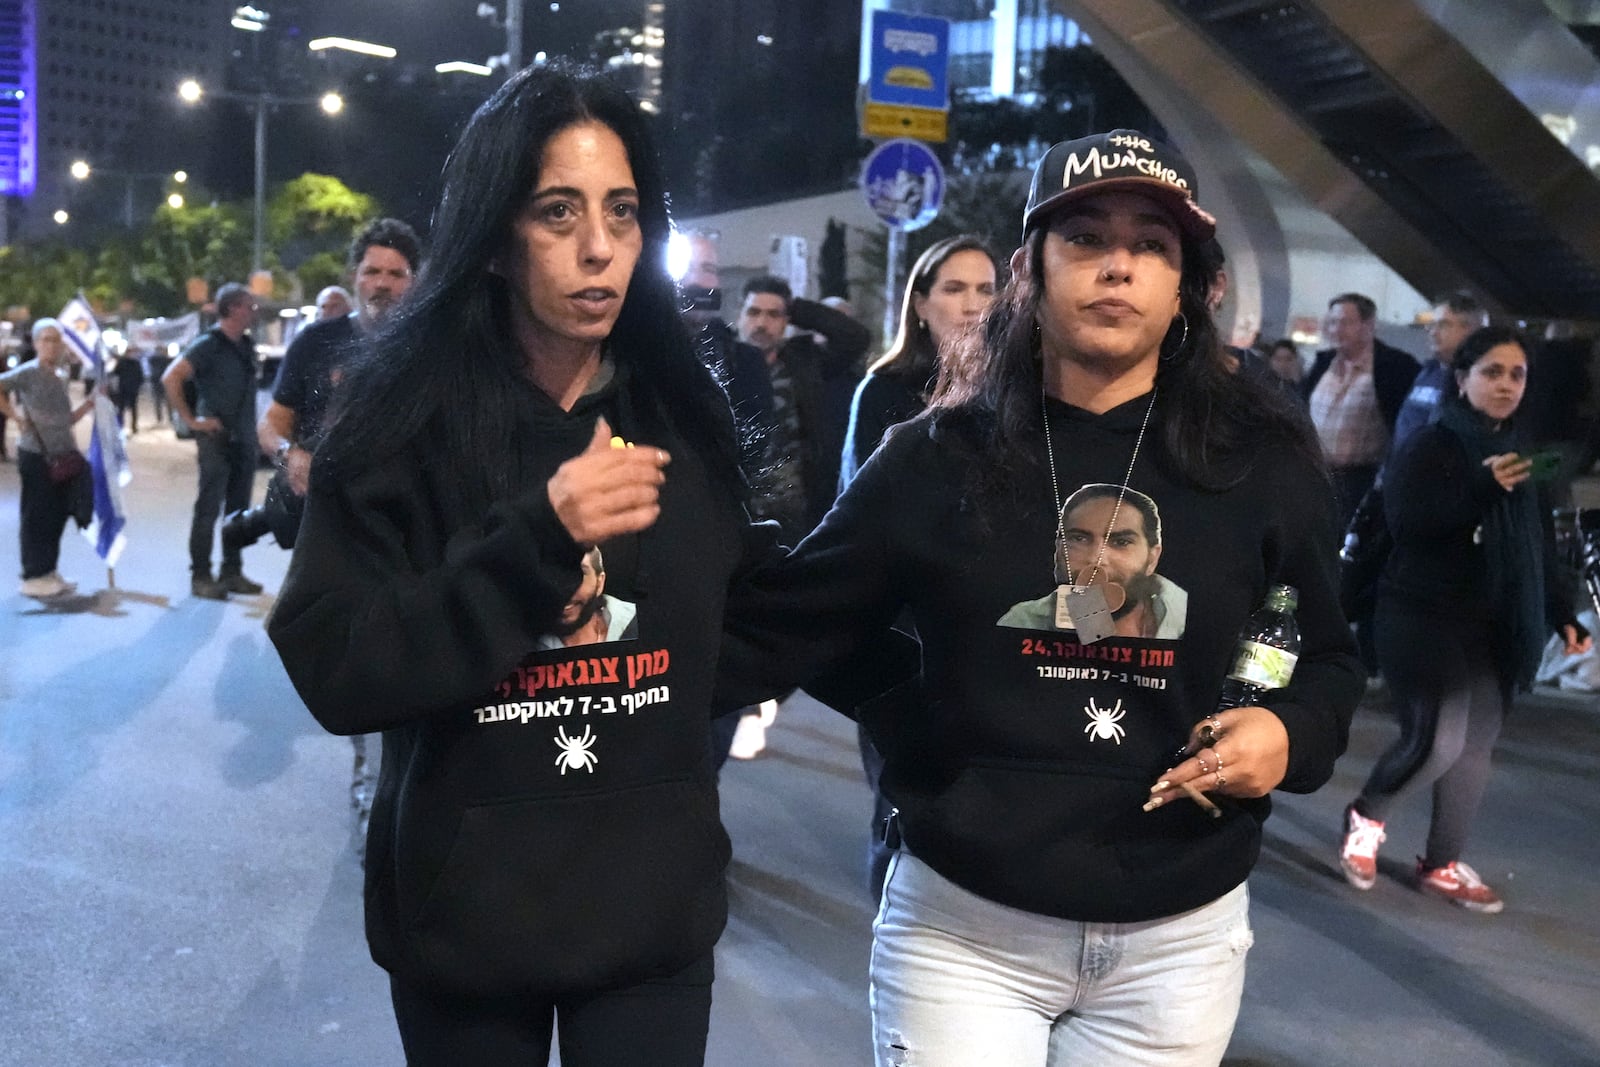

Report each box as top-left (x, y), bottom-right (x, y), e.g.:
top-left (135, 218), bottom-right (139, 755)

top-left (547, 417), bottom-right (671, 545)
top-left (1562, 623), bottom-right (1592, 657)
top-left (1144, 705), bottom-right (1290, 812)
top-left (1483, 453), bottom-right (1532, 492)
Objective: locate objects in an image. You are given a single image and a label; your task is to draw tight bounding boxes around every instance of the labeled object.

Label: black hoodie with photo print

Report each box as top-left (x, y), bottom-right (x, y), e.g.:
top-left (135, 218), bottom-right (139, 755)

top-left (270, 357), bottom-right (771, 998)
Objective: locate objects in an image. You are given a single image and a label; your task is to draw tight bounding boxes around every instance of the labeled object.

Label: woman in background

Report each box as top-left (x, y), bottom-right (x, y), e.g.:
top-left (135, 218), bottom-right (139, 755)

top-left (1338, 325), bottom-right (1588, 913)
top-left (0, 318), bottom-right (96, 598)
top-left (838, 232), bottom-right (1000, 897)
top-left (1266, 337), bottom-right (1303, 387)
top-left (839, 234), bottom-right (1000, 487)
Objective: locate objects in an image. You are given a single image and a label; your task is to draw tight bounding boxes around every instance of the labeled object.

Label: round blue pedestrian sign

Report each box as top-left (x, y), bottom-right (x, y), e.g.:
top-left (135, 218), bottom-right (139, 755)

top-left (860, 139), bottom-right (945, 231)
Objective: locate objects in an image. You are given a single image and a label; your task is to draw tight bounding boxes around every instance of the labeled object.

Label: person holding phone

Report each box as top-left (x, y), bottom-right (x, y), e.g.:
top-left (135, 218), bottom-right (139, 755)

top-left (1338, 326), bottom-right (1590, 912)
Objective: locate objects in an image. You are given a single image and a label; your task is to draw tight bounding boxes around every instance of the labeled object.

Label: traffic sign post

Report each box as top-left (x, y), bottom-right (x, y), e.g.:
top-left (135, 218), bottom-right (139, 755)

top-left (860, 138), bottom-right (945, 232)
top-left (862, 11), bottom-right (950, 143)
top-left (860, 139), bottom-right (947, 345)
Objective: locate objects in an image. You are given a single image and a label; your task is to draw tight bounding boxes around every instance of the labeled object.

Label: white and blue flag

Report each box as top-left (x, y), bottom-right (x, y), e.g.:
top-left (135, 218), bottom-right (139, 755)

top-left (58, 294), bottom-right (130, 566)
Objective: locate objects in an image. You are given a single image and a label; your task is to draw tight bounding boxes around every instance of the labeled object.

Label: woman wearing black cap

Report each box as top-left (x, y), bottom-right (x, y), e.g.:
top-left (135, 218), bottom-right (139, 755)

top-left (723, 130), bottom-right (1363, 1064)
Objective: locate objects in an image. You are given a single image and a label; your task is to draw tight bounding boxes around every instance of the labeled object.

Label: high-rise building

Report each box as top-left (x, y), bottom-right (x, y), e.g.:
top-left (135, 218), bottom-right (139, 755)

top-left (2, 0), bottom-right (228, 241)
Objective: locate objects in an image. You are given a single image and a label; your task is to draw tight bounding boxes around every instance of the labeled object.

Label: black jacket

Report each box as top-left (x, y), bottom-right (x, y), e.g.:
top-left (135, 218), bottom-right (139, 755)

top-left (1302, 339), bottom-right (1420, 439)
top-left (269, 359), bottom-right (769, 998)
top-left (725, 298), bottom-right (869, 530)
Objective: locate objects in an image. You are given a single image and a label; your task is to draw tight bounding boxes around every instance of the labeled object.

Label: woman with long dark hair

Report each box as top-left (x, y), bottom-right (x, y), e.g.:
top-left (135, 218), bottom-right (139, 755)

top-left (723, 131), bottom-right (1363, 1064)
top-left (838, 232), bottom-right (999, 898)
top-left (1337, 326), bottom-right (1588, 913)
top-left (269, 64), bottom-right (755, 1065)
top-left (839, 234), bottom-right (999, 487)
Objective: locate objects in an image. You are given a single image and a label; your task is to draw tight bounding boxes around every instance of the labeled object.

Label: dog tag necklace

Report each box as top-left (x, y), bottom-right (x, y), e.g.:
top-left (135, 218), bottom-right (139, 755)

top-left (1041, 387), bottom-right (1158, 644)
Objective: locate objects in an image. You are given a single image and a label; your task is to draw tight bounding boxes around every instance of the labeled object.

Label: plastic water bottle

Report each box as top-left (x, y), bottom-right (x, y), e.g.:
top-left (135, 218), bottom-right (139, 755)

top-left (1217, 584), bottom-right (1300, 710)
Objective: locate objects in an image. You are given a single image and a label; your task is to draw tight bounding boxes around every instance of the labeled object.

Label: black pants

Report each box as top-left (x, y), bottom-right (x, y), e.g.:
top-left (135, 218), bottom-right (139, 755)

top-left (17, 449), bottom-right (70, 580)
top-left (390, 954), bottom-right (713, 1067)
top-left (189, 433), bottom-right (256, 576)
top-left (1358, 603), bottom-right (1509, 868)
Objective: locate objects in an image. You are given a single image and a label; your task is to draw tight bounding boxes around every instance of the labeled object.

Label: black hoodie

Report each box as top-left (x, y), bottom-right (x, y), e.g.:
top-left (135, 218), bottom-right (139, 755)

top-left (269, 359), bottom-right (764, 998)
top-left (722, 393), bottom-right (1364, 923)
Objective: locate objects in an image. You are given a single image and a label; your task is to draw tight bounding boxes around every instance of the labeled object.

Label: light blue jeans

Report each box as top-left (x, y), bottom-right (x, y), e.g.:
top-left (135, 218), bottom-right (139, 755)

top-left (870, 851), bottom-right (1252, 1067)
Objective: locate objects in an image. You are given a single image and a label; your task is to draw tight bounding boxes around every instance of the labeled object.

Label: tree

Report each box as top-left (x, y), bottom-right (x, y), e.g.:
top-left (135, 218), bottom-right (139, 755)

top-left (137, 199), bottom-right (252, 314)
top-left (0, 242), bottom-right (93, 322)
top-left (0, 171), bottom-right (386, 318)
top-left (268, 174), bottom-right (383, 303)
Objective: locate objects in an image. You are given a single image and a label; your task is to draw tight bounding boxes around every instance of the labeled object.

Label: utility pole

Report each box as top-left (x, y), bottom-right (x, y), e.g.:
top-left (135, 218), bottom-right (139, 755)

top-left (505, 0), bottom-right (523, 76)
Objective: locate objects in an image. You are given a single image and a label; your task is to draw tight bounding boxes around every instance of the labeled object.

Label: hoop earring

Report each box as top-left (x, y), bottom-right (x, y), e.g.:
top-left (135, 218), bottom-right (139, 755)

top-left (1162, 313), bottom-right (1189, 362)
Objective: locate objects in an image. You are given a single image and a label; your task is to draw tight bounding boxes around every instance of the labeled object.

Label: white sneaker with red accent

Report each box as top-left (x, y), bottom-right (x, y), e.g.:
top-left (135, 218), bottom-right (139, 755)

top-left (1339, 802), bottom-right (1386, 890)
top-left (1417, 859), bottom-right (1504, 913)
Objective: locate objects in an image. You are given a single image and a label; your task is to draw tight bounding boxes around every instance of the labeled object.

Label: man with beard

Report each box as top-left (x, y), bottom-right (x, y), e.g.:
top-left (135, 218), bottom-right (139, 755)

top-left (232, 218), bottom-right (419, 854)
top-left (222, 217), bottom-right (421, 555)
top-left (536, 547), bottom-right (638, 649)
top-left (998, 483), bottom-right (1188, 640)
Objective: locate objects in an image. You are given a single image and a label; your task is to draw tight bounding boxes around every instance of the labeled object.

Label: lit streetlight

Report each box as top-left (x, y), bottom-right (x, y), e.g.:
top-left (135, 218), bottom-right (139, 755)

top-left (177, 78), bottom-right (345, 274)
top-left (308, 36), bottom-right (398, 60)
top-left (70, 159), bottom-right (190, 228)
top-left (167, 193), bottom-right (185, 210)
top-left (52, 209), bottom-right (68, 225)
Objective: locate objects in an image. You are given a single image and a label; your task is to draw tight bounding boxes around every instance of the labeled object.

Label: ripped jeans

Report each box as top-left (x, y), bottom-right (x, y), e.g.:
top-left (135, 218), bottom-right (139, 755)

top-left (870, 852), bottom-right (1252, 1067)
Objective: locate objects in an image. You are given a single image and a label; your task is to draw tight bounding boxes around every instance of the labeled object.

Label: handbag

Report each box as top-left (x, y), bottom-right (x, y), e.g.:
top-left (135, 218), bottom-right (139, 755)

top-left (45, 449), bottom-right (88, 485)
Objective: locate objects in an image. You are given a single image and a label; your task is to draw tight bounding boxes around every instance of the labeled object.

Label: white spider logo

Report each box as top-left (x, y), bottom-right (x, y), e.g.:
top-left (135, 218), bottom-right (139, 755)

top-left (1083, 698), bottom-right (1126, 744)
top-left (553, 725), bottom-right (598, 774)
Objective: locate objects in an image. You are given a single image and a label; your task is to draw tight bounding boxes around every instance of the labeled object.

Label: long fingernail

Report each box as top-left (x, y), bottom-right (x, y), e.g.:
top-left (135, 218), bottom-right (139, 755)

top-left (1151, 779), bottom-right (1170, 794)
top-left (1142, 796), bottom-right (1164, 812)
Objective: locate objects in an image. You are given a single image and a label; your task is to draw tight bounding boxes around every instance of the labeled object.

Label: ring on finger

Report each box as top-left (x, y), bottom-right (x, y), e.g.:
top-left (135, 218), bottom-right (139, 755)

top-left (1199, 716), bottom-right (1223, 747)
top-left (1196, 754), bottom-right (1212, 775)
top-left (1216, 772), bottom-right (1227, 789)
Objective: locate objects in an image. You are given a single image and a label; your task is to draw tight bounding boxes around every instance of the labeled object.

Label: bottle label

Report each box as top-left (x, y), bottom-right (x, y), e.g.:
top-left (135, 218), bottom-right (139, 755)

top-left (1228, 641), bottom-right (1298, 689)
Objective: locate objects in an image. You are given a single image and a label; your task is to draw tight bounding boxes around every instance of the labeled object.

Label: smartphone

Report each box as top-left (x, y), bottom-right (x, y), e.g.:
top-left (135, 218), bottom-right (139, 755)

top-left (1524, 449), bottom-right (1563, 483)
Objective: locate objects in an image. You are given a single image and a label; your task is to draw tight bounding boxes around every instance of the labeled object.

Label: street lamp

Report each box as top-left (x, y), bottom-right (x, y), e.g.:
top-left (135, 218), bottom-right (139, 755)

top-left (477, 0), bottom-right (525, 76)
top-left (176, 78), bottom-right (344, 274)
top-left (70, 159), bottom-right (190, 228)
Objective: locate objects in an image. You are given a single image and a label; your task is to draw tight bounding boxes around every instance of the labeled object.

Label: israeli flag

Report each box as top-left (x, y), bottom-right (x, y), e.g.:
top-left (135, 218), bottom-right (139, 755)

top-left (57, 293), bottom-right (102, 371)
top-left (58, 294), bottom-right (131, 565)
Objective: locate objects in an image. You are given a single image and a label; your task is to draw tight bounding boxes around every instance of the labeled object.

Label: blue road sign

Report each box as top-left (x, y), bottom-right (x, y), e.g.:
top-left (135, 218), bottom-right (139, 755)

top-left (860, 139), bottom-right (945, 232)
top-left (868, 11), bottom-right (950, 111)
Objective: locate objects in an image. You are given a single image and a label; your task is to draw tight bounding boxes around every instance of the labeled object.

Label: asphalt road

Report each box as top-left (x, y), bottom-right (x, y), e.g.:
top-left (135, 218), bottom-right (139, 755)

top-left (2, 417), bottom-right (1597, 1066)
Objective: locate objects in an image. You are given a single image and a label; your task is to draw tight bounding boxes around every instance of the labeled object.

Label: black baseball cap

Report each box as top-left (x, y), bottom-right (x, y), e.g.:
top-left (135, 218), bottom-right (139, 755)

top-left (1022, 129), bottom-right (1217, 242)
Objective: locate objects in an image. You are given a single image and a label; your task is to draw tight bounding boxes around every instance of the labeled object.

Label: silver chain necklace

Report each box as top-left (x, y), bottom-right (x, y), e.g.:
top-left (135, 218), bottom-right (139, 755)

top-left (1040, 385), bottom-right (1159, 642)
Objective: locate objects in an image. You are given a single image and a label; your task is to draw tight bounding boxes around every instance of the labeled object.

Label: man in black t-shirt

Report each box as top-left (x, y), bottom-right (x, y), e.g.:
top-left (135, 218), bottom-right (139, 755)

top-left (221, 218), bottom-right (421, 555)
top-left (163, 283), bottom-right (263, 600)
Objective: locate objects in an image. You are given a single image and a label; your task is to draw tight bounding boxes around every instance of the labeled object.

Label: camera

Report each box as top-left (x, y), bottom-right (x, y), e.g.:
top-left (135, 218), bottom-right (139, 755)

top-left (682, 284), bottom-right (721, 313)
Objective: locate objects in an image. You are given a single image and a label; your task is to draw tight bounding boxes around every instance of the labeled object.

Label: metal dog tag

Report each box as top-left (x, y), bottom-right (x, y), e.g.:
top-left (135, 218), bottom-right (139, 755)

top-left (1061, 584), bottom-right (1116, 644)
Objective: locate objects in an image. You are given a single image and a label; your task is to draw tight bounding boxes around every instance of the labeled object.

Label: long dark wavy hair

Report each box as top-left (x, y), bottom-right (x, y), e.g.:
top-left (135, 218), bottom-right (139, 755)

top-left (932, 220), bottom-right (1322, 499)
top-left (868, 233), bottom-right (1000, 383)
top-left (316, 61), bottom-right (743, 517)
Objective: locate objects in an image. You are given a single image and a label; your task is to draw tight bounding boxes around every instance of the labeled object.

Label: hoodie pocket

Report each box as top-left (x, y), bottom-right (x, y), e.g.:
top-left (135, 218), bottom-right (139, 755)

top-left (403, 777), bottom-right (729, 998)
